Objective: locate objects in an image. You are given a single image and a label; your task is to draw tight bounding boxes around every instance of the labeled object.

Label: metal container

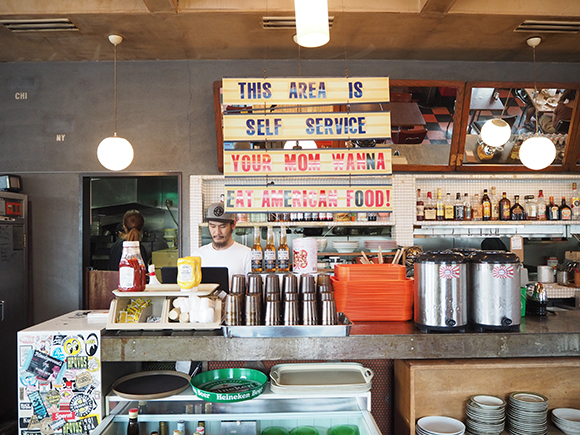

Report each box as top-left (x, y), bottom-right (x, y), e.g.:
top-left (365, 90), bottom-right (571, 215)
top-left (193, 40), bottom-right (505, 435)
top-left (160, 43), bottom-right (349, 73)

top-left (537, 265), bottom-right (555, 283)
top-left (414, 251), bottom-right (468, 333)
top-left (469, 251), bottom-right (521, 332)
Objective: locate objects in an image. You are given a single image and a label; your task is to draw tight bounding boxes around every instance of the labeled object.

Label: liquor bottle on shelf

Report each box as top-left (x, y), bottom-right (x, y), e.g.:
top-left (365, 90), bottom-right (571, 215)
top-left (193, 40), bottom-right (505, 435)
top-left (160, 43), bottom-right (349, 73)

top-left (251, 226), bottom-right (263, 273)
top-left (159, 422), bottom-right (168, 435)
top-left (472, 193), bottom-right (482, 221)
top-left (312, 211), bottom-right (319, 221)
top-left (416, 189), bottom-right (425, 221)
top-left (463, 193), bottom-right (472, 221)
top-left (510, 195), bottom-right (524, 220)
top-left (264, 226), bottom-right (277, 272)
top-left (454, 193), bottom-right (464, 221)
top-left (177, 421), bottom-right (185, 435)
top-left (547, 196), bottom-right (560, 220)
top-left (572, 182), bottom-right (580, 220)
top-left (444, 192), bottom-right (455, 220)
top-left (499, 192), bottom-right (511, 220)
top-left (436, 188), bottom-right (445, 221)
top-left (490, 186), bottom-right (500, 221)
top-left (482, 189), bottom-right (492, 221)
top-left (127, 409), bottom-right (139, 435)
top-left (277, 226), bottom-right (290, 273)
top-left (424, 191), bottom-right (436, 221)
top-left (560, 196), bottom-right (572, 221)
top-left (537, 190), bottom-right (547, 221)
top-left (524, 195), bottom-right (537, 220)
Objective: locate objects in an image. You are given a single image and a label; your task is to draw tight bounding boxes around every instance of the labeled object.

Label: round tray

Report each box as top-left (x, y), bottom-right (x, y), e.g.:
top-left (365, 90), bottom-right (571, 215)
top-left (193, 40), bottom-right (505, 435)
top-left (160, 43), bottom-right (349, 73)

top-left (112, 370), bottom-right (191, 400)
top-left (190, 368), bottom-right (268, 403)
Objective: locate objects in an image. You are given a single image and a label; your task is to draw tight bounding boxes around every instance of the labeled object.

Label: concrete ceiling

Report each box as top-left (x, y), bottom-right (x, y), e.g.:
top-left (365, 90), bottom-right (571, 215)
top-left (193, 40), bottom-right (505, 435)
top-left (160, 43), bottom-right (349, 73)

top-left (1, 0), bottom-right (580, 63)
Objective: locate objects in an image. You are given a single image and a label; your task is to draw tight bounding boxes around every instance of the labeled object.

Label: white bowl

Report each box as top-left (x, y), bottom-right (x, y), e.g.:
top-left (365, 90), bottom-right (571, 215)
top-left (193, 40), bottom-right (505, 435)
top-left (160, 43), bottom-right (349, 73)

top-left (316, 238), bottom-right (328, 252)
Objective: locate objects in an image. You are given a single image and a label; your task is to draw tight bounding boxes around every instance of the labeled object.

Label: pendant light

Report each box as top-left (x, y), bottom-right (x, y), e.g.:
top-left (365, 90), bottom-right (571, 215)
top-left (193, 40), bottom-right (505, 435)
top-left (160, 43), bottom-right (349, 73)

top-left (518, 36), bottom-right (556, 171)
top-left (480, 91), bottom-right (512, 148)
top-left (97, 34), bottom-right (134, 171)
top-left (294, 0), bottom-right (330, 48)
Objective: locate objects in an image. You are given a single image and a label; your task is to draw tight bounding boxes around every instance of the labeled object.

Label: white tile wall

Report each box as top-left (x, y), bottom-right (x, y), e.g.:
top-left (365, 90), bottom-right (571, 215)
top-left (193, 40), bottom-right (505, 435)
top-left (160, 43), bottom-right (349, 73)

top-left (191, 173), bottom-right (580, 250)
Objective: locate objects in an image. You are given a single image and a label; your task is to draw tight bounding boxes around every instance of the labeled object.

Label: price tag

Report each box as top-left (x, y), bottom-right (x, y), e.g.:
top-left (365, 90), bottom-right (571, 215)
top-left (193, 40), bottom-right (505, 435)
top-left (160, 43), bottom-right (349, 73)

top-left (510, 235), bottom-right (524, 262)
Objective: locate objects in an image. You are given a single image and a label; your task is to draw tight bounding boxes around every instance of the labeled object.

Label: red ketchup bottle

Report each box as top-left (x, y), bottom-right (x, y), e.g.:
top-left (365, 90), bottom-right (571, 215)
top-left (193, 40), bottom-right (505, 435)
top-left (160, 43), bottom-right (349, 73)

top-left (118, 241), bottom-right (146, 291)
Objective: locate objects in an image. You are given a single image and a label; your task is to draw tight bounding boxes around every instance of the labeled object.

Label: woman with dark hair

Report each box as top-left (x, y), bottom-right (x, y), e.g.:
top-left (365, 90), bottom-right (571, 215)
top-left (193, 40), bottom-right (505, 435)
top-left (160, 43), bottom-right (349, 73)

top-left (108, 209), bottom-right (150, 270)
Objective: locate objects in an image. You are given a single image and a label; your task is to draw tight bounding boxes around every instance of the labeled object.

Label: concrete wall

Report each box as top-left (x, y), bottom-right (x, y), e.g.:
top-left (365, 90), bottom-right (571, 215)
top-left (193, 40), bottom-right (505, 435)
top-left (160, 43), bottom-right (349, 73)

top-left (1, 58), bottom-right (580, 323)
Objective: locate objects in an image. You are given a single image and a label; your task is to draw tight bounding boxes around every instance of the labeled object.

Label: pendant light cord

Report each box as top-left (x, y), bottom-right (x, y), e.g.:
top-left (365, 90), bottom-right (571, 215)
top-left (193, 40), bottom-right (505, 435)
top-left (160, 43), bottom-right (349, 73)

top-left (532, 45), bottom-right (540, 135)
top-left (113, 42), bottom-right (118, 136)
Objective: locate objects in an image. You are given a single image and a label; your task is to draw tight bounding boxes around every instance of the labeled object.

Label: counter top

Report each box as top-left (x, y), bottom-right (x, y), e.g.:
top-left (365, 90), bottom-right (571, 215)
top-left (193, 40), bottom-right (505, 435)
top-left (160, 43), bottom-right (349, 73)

top-left (100, 309), bottom-right (580, 362)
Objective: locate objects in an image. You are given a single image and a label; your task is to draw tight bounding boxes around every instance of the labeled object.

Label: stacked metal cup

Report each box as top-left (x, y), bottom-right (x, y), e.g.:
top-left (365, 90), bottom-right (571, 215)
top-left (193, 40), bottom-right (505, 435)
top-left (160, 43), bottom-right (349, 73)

top-left (223, 274), bottom-right (246, 326)
top-left (245, 273), bottom-right (262, 326)
top-left (264, 274), bottom-right (281, 326)
top-left (317, 273), bottom-right (338, 325)
top-left (300, 274), bottom-right (318, 325)
top-left (282, 273), bottom-right (299, 325)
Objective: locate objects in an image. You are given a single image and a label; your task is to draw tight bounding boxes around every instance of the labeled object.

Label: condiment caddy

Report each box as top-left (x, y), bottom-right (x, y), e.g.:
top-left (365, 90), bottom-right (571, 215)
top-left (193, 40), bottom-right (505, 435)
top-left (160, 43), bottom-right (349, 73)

top-left (106, 285), bottom-right (221, 330)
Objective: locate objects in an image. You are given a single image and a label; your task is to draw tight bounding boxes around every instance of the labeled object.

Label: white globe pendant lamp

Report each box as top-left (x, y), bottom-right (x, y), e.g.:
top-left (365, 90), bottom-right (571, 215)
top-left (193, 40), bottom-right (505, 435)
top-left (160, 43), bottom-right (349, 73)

top-left (294, 0), bottom-right (330, 48)
top-left (518, 36), bottom-right (556, 171)
top-left (97, 34), bottom-right (134, 171)
top-left (519, 136), bottom-right (556, 171)
top-left (480, 118), bottom-right (512, 148)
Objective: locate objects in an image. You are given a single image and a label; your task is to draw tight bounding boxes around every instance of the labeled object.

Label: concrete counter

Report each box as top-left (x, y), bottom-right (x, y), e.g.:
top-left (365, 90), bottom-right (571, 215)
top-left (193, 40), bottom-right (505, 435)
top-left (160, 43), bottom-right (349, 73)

top-left (100, 309), bottom-right (580, 362)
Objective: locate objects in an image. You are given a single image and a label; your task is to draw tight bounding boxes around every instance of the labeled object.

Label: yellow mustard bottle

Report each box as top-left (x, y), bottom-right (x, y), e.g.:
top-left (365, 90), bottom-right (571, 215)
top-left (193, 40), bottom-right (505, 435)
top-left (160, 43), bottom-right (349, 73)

top-left (177, 256), bottom-right (202, 290)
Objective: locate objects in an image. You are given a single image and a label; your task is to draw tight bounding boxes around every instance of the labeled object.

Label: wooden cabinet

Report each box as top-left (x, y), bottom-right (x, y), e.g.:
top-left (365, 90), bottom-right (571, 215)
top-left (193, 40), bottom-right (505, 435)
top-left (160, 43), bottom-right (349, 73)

top-left (394, 358), bottom-right (580, 435)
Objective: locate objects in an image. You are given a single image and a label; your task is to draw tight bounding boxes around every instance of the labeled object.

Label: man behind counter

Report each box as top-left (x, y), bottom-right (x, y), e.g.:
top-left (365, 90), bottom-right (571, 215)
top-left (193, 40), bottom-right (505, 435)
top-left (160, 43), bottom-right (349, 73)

top-left (192, 202), bottom-right (252, 287)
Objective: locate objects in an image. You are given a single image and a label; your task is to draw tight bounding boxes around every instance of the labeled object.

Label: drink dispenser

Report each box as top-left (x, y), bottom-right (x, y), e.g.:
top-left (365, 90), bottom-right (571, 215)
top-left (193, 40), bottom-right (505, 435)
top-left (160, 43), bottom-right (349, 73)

top-left (468, 251), bottom-right (521, 332)
top-left (414, 251), bottom-right (468, 333)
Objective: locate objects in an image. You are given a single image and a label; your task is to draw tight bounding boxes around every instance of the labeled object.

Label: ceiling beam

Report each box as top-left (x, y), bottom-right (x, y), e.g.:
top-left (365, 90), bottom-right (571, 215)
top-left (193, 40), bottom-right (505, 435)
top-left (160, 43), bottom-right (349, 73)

top-left (141, 0), bottom-right (178, 13)
top-left (420, 0), bottom-right (458, 14)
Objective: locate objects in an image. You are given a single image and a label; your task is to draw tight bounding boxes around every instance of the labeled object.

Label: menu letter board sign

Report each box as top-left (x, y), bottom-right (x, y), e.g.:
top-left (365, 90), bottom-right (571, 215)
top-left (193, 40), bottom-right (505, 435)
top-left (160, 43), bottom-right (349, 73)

top-left (224, 185), bottom-right (392, 213)
top-left (223, 111), bottom-right (390, 141)
top-left (224, 148), bottom-right (392, 177)
top-left (222, 77), bottom-right (390, 105)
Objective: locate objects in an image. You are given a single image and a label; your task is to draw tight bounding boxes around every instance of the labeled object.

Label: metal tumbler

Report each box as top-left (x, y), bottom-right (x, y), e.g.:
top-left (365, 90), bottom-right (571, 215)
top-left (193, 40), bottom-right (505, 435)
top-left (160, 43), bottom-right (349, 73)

top-left (320, 292), bottom-right (338, 325)
top-left (230, 274), bottom-right (246, 295)
top-left (283, 292), bottom-right (300, 326)
top-left (302, 292), bottom-right (318, 325)
top-left (224, 293), bottom-right (243, 326)
top-left (247, 273), bottom-right (263, 294)
top-left (264, 294), bottom-right (281, 326)
top-left (245, 293), bottom-right (262, 326)
top-left (300, 274), bottom-right (316, 294)
top-left (282, 273), bottom-right (298, 295)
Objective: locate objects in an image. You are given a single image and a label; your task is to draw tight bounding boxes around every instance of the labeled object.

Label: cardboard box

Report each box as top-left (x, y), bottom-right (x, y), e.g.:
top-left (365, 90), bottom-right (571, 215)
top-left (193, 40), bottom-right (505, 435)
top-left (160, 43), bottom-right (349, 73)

top-left (566, 251), bottom-right (580, 262)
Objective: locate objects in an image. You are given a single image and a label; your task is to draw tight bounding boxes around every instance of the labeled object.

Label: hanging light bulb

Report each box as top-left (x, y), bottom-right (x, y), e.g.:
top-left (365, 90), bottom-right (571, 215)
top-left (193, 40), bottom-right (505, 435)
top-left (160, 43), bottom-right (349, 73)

top-left (97, 34), bottom-right (134, 171)
top-left (519, 136), bottom-right (556, 170)
top-left (480, 118), bottom-right (512, 148)
top-left (518, 36), bottom-right (556, 171)
top-left (294, 0), bottom-right (330, 48)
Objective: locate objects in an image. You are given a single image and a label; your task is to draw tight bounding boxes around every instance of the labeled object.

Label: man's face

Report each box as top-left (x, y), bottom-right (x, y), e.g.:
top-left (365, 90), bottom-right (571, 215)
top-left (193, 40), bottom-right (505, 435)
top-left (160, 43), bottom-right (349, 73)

top-left (208, 221), bottom-right (234, 248)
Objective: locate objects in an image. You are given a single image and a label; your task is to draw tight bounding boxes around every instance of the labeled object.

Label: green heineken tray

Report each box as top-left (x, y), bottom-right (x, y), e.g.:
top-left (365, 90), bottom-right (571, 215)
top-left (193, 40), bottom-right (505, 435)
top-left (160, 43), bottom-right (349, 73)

top-left (190, 368), bottom-right (268, 402)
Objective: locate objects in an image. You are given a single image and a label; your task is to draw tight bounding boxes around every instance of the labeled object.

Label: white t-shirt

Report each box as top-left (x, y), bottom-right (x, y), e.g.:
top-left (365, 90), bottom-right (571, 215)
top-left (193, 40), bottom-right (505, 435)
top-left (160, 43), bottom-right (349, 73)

top-left (192, 241), bottom-right (252, 287)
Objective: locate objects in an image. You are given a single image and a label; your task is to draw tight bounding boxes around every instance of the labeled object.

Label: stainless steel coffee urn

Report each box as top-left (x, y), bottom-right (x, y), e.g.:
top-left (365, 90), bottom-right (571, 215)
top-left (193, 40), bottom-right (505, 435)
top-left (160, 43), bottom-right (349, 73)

top-left (469, 251), bottom-right (521, 332)
top-left (414, 251), bottom-right (468, 332)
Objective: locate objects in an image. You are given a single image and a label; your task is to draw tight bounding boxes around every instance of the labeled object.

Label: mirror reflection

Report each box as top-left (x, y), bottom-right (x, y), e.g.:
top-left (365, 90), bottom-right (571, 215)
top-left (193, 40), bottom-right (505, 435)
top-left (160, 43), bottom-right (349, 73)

top-left (464, 87), bottom-right (574, 165)
top-left (386, 86), bottom-right (455, 166)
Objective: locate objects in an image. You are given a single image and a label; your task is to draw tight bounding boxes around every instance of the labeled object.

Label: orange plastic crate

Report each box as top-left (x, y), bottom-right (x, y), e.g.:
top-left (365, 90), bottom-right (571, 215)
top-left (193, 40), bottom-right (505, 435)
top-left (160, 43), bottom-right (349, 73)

top-left (334, 263), bottom-right (407, 281)
top-left (330, 277), bottom-right (413, 321)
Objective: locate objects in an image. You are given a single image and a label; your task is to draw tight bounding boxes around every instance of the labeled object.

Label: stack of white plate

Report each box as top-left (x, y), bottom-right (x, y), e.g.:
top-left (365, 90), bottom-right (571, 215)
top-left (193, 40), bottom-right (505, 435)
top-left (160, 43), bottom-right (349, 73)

top-left (416, 416), bottom-right (465, 435)
top-left (332, 241), bottom-right (360, 253)
top-left (465, 395), bottom-right (506, 435)
top-left (363, 240), bottom-right (397, 252)
top-left (552, 408), bottom-right (580, 435)
top-left (506, 392), bottom-right (549, 435)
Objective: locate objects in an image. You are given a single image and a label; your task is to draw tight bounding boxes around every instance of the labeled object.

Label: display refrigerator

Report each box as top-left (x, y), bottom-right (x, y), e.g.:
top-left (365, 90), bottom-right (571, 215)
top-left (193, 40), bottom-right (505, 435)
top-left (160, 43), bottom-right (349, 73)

top-left (17, 311), bottom-right (107, 435)
top-left (1, 191), bottom-right (29, 422)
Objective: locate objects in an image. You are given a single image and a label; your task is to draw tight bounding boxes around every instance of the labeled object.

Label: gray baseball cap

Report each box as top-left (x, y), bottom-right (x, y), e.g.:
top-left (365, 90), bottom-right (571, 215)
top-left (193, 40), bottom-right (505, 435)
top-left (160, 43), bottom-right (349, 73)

top-left (206, 202), bottom-right (235, 223)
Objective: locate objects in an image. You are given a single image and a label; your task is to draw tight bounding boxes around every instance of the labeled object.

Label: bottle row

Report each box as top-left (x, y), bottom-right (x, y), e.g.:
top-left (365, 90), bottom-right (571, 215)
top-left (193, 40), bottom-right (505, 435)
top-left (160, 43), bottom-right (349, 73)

top-left (236, 211), bottom-right (388, 223)
top-left (251, 226), bottom-right (291, 273)
top-left (416, 183), bottom-right (580, 222)
top-left (128, 413), bottom-right (206, 435)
